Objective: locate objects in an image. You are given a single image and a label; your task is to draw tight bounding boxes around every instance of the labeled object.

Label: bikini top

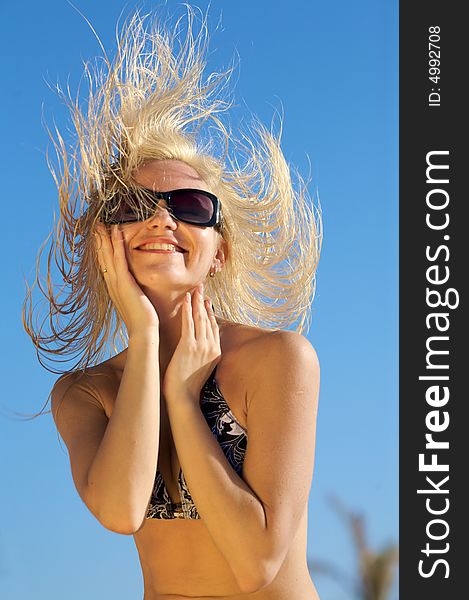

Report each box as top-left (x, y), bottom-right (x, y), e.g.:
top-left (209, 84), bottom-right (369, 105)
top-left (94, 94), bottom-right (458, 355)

top-left (145, 368), bottom-right (248, 520)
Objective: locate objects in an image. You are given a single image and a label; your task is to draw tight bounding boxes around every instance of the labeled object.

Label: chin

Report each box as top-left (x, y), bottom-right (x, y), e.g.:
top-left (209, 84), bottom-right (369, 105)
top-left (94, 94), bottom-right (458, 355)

top-left (136, 269), bottom-right (193, 292)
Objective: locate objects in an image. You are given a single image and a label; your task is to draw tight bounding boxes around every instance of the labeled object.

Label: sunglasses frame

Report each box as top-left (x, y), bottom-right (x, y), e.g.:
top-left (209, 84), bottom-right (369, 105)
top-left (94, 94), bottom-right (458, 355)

top-left (104, 187), bottom-right (223, 228)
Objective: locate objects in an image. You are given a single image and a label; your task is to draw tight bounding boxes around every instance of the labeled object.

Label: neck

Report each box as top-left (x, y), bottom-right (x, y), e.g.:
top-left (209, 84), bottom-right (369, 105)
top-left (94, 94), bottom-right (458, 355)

top-left (143, 287), bottom-right (186, 372)
top-left (121, 286), bottom-right (228, 375)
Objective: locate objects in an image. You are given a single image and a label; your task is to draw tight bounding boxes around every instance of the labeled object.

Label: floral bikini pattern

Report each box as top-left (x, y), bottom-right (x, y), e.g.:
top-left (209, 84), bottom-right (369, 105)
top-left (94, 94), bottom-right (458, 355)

top-left (146, 369), bottom-right (248, 519)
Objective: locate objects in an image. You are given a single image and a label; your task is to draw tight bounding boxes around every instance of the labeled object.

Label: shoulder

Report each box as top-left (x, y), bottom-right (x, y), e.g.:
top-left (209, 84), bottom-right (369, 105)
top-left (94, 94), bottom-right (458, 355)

top-left (219, 321), bottom-right (319, 402)
top-left (250, 330), bottom-right (319, 403)
top-left (256, 328), bottom-right (319, 365)
top-left (220, 320), bottom-right (318, 373)
top-left (50, 361), bottom-right (119, 421)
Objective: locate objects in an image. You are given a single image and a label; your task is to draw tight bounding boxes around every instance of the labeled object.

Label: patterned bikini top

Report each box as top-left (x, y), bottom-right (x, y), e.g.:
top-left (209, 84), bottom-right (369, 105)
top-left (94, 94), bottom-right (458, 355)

top-left (145, 368), bottom-right (248, 520)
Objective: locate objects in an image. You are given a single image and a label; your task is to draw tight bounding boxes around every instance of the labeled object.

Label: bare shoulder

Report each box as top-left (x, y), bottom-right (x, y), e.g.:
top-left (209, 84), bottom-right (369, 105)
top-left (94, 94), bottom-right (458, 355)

top-left (51, 360), bottom-right (120, 423)
top-left (254, 327), bottom-right (318, 361)
top-left (49, 362), bottom-right (120, 508)
top-left (220, 320), bottom-right (319, 377)
top-left (218, 321), bottom-right (319, 415)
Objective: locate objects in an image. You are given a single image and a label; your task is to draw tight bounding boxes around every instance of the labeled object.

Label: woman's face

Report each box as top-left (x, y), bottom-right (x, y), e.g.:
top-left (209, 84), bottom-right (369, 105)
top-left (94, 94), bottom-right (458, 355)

top-left (119, 159), bottom-right (226, 294)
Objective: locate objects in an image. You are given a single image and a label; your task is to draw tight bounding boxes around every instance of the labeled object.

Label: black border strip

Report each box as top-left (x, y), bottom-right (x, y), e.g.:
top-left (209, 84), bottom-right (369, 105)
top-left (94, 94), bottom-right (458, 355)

top-left (400, 2), bottom-right (465, 596)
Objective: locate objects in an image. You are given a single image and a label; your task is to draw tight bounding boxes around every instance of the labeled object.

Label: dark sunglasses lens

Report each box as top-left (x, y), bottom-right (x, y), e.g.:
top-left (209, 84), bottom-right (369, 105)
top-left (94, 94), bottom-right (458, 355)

top-left (115, 199), bottom-right (138, 222)
top-left (171, 190), bottom-right (214, 224)
top-left (110, 194), bottom-right (149, 223)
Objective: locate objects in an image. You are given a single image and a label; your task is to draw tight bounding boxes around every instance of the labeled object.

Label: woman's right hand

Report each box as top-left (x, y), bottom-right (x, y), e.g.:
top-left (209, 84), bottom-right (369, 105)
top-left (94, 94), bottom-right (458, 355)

top-left (95, 223), bottom-right (160, 337)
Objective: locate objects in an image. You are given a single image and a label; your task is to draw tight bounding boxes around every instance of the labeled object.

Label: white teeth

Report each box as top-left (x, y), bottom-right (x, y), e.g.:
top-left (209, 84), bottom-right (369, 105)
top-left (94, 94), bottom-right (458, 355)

top-left (139, 243), bottom-right (180, 251)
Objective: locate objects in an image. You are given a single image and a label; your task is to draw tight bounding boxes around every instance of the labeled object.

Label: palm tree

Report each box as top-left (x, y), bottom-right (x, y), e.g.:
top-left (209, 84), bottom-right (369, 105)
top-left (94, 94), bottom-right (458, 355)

top-left (308, 495), bottom-right (398, 600)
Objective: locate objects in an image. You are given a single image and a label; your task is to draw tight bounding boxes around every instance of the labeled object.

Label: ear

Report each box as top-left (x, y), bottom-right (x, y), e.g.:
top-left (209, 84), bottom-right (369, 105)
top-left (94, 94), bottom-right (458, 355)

top-left (212, 237), bottom-right (228, 273)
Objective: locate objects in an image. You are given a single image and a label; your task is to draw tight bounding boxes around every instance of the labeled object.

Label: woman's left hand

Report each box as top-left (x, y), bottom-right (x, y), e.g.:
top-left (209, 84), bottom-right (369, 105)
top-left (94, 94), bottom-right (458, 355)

top-left (163, 283), bottom-right (221, 404)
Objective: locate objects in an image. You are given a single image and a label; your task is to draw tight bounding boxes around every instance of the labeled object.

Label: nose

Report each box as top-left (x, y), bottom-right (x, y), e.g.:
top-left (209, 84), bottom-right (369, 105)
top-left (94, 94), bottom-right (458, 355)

top-left (146, 200), bottom-right (177, 230)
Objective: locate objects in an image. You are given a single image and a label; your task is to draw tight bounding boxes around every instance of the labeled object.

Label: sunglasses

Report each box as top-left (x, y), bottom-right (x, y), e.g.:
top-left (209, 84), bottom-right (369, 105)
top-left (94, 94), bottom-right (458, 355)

top-left (103, 188), bottom-right (223, 228)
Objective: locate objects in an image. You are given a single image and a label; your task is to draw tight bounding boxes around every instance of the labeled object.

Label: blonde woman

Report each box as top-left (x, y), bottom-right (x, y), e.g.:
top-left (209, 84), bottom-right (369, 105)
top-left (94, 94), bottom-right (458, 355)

top-left (24, 10), bottom-right (322, 600)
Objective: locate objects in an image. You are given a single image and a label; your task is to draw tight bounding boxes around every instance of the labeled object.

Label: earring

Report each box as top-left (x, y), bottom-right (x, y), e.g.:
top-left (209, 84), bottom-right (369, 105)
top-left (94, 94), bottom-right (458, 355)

top-left (209, 264), bottom-right (220, 277)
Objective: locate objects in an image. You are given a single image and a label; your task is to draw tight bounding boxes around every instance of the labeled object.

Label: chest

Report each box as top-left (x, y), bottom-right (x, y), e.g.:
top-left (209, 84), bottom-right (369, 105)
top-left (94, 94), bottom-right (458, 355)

top-left (103, 350), bottom-right (250, 511)
top-left (154, 364), bottom-right (248, 510)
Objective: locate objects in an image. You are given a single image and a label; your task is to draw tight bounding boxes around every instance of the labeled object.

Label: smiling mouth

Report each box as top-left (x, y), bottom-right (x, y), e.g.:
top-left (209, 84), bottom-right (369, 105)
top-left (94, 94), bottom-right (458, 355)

top-left (137, 243), bottom-right (186, 253)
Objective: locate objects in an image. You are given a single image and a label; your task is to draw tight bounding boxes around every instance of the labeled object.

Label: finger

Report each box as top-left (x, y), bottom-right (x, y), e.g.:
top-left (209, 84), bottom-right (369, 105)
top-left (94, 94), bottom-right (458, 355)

top-left (93, 232), bottom-right (104, 269)
top-left (205, 299), bottom-right (220, 343)
top-left (181, 292), bottom-right (195, 340)
top-left (95, 225), bottom-right (115, 277)
top-left (192, 284), bottom-right (207, 341)
top-left (94, 235), bottom-right (110, 277)
top-left (204, 298), bottom-right (215, 338)
top-left (95, 221), bottom-right (107, 234)
top-left (111, 225), bottom-right (129, 274)
top-left (93, 224), bottom-right (105, 257)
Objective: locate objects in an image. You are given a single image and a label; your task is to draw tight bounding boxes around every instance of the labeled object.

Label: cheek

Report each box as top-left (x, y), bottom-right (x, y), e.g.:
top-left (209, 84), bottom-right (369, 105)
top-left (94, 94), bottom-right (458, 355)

top-left (192, 235), bottom-right (218, 263)
top-left (120, 226), bottom-right (140, 264)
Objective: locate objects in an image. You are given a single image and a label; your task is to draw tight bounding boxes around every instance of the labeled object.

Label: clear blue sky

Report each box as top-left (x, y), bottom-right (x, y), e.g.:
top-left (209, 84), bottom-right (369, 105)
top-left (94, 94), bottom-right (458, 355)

top-left (0, 1), bottom-right (398, 599)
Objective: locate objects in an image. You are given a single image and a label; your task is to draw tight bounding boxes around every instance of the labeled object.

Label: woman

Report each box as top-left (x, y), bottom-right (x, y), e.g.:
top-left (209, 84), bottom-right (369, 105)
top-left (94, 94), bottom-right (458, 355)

top-left (24, 9), bottom-right (322, 600)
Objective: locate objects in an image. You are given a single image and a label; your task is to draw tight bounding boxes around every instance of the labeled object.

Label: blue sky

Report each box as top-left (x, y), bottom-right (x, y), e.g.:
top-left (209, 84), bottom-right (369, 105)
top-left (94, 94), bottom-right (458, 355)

top-left (0, 1), bottom-right (398, 599)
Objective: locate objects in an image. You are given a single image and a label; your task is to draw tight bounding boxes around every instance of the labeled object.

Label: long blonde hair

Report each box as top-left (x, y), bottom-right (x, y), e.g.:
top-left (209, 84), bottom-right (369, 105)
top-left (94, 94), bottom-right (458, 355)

top-left (23, 7), bottom-right (322, 375)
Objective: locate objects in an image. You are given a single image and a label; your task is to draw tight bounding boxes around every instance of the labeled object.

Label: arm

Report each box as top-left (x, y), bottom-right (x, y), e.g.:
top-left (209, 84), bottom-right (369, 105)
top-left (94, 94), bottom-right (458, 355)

top-left (51, 224), bottom-right (163, 534)
top-left (52, 333), bottom-right (160, 534)
top-left (166, 327), bottom-right (320, 592)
